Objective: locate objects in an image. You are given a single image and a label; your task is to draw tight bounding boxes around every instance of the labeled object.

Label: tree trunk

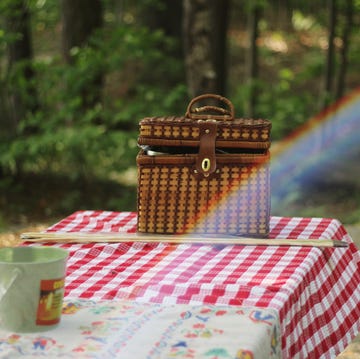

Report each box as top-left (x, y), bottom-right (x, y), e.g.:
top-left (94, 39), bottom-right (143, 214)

top-left (212, 0), bottom-right (230, 96)
top-left (61, 0), bottom-right (103, 63)
top-left (140, 0), bottom-right (183, 42)
top-left (322, 0), bottom-right (337, 109)
top-left (61, 0), bottom-right (104, 111)
top-left (139, 0), bottom-right (184, 79)
top-left (336, 0), bottom-right (353, 100)
top-left (183, 0), bottom-right (229, 98)
top-left (6, 0), bottom-right (38, 133)
top-left (247, 3), bottom-right (261, 117)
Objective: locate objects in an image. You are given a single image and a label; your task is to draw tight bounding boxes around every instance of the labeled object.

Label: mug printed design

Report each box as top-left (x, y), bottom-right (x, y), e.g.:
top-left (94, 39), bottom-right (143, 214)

top-left (36, 278), bottom-right (65, 326)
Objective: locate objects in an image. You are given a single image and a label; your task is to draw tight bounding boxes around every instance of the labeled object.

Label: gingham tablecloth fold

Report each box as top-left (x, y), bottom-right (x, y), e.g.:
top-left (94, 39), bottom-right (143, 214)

top-left (30, 211), bottom-right (360, 359)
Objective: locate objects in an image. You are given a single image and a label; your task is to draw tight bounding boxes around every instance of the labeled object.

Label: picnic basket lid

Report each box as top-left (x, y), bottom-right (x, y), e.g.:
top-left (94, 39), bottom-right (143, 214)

top-left (138, 94), bottom-right (271, 150)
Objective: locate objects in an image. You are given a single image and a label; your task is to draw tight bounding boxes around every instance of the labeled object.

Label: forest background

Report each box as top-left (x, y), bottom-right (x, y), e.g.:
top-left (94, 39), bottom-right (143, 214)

top-left (0, 0), bottom-right (359, 232)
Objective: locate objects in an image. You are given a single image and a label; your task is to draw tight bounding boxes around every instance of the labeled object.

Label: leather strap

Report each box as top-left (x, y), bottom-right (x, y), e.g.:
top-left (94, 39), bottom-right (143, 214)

top-left (195, 120), bottom-right (218, 177)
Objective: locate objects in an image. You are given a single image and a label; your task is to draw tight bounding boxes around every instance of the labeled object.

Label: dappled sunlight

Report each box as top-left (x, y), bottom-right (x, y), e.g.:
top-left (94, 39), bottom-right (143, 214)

top-left (259, 33), bottom-right (289, 53)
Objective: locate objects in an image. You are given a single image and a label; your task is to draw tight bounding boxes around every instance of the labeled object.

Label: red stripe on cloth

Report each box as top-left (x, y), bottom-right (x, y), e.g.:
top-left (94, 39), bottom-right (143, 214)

top-left (269, 217), bottom-right (292, 238)
top-left (174, 285), bottom-right (202, 303)
top-left (48, 211), bottom-right (137, 233)
top-left (196, 246), bottom-right (263, 284)
top-left (151, 245), bottom-right (206, 285)
top-left (109, 212), bottom-right (137, 232)
top-left (79, 211), bottom-right (127, 232)
top-left (296, 248), bottom-right (360, 358)
top-left (283, 242), bottom-right (360, 358)
top-left (64, 243), bottom-right (125, 298)
top-left (286, 217), bottom-right (313, 238)
top-left (203, 286), bottom-right (227, 304)
top-left (35, 211), bottom-right (360, 359)
top-left (310, 218), bottom-right (336, 238)
top-left (228, 287), bottom-right (252, 306)
top-left (66, 243), bottom-right (177, 299)
top-left (247, 247), bottom-right (295, 287)
top-left (46, 211), bottom-right (85, 232)
top-left (278, 250), bottom-right (324, 357)
top-left (117, 244), bottom-right (185, 288)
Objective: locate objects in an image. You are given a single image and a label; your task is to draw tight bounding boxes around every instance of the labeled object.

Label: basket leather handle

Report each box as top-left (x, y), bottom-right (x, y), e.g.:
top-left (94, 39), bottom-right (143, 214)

top-left (185, 94), bottom-right (235, 120)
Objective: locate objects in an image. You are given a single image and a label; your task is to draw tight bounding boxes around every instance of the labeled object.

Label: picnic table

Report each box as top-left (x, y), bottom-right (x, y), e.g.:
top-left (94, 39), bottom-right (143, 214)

top-left (1, 210), bottom-right (359, 358)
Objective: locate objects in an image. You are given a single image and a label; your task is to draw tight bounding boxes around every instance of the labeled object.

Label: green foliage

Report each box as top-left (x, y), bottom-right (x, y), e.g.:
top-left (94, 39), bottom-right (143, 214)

top-left (0, 17), bottom-right (187, 180)
top-left (1, 0), bottom-right (359, 227)
top-left (257, 67), bottom-right (316, 139)
top-left (232, 66), bottom-right (315, 140)
top-left (292, 10), bottom-right (318, 32)
top-left (1, 126), bottom-right (138, 178)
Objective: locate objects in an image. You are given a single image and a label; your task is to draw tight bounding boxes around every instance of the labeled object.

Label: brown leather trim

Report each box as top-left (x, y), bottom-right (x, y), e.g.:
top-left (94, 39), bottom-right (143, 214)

top-left (137, 138), bottom-right (271, 149)
top-left (136, 150), bottom-right (270, 165)
top-left (195, 121), bottom-right (218, 176)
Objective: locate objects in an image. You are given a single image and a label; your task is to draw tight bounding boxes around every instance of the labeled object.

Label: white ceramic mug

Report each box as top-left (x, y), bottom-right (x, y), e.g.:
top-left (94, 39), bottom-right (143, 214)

top-left (0, 246), bottom-right (68, 333)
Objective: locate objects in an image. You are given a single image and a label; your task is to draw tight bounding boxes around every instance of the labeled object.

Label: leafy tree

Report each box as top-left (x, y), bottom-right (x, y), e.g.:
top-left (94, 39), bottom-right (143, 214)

top-left (0, 0), bottom-right (359, 226)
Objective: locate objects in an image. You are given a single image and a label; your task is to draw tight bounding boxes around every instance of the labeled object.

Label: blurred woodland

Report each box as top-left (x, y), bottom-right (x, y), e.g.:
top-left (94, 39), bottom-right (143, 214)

top-left (0, 0), bottom-right (359, 230)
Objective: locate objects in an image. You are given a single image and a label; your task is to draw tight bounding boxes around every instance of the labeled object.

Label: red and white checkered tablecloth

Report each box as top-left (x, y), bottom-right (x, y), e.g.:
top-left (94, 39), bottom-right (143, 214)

top-left (35, 210), bottom-right (360, 359)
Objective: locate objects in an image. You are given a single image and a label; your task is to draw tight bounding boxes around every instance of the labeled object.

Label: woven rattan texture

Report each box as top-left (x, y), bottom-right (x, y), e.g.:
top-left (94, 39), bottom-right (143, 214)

top-left (137, 160), bottom-right (270, 236)
top-left (138, 117), bottom-right (271, 145)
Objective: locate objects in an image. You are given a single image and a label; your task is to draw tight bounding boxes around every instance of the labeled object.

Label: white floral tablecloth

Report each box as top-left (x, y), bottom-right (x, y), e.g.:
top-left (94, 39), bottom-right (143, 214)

top-left (0, 299), bottom-right (280, 358)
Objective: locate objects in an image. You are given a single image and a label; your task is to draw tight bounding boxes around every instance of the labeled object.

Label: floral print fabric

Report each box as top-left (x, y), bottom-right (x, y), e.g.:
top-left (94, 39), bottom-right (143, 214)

top-left (0, 299), bottom-right (281, 358)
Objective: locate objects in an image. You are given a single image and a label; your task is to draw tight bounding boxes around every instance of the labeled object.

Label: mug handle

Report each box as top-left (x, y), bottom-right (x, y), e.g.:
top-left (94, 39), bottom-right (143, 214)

top-left (0, 267), bottom-right (22, 303)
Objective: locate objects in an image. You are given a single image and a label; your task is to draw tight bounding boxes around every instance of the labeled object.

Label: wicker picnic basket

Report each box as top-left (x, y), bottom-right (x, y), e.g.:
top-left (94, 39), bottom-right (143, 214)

top-left (136, 94), bottom-right (271, 237)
